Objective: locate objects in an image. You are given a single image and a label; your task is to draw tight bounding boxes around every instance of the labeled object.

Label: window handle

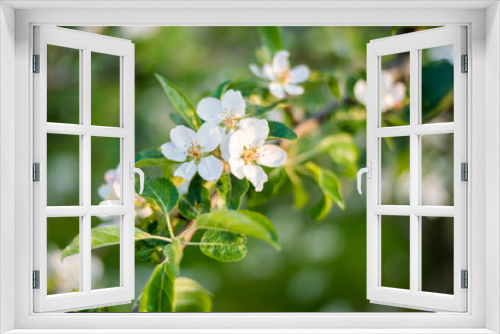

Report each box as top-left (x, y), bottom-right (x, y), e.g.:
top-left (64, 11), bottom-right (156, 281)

top-left (130, 162), bottom-right (145, 195)
top-left (357, 162), bottom-right (372, 195)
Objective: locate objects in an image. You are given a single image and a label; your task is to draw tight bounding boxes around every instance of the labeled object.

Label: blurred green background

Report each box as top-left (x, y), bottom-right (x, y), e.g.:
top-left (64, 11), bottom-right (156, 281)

top-left (45, 26), bottom-right (454, 312)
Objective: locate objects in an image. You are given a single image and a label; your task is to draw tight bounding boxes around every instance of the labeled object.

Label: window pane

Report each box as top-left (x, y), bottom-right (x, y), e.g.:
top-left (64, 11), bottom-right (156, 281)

top-left (381, 136), bottom-right (410, 205)
top-left (91, 137), bottom-right (121, 206)
top-left (47, 134), bottom-right (80, 206)
top-left (47, 217), bottom-right (80, 295)
top-left (91, 52), bottom-right (121, 127)
top-left (380, 52), bottom-right (410, 127)
top-left (421, 216), bottom-right (454, 294)
top-left (47, 45), bottom-right (80, 124)
top-left (421, 134), bottom-right (454, 206)
top-left (421, 45), bottom-right (454, 124)
top-left (91, 216), bottom-right (121, 290)
top-left (381, 215), bottom-right (410, 290)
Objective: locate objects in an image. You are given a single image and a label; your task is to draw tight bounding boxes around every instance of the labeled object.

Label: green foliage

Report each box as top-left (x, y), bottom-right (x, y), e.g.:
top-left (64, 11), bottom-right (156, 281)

top-left (139, 260), bottom-right (176, 312)
top-left (286, 169), bottom-right (309, 209)
top-left (249, 100), bottom-right (288, 117)
top-left (178, 175), bottom-right (211, 219)
top-left (135, 240), bottom-right (163, 263)
top-left (195, 210), bottom-right (280, 250)
top-left (318, 133), bottom-right (359, 176)
top-left (155, 73), bottom-right (202, 130)
top-left (268, 121), bottom-right (298, 140)
top-left (211, 80), bottom-right (231, 99)
top-left (200, 230), bottom-right (247, 262)
top-left (135, 148), bottom-right (170, 168)
top-left (325, 74), bottom-right (341, 100)
top-left (61, 226), bottom-right (155, 261)
top-left (247, 168), bottom-right (288, 207)
top-left (215, 173), bottom-right (249, 210)
top-left (174, 277), bottom-right (213, 312)
top-left (305, 162), bottom-right (344, 220)
top-left (258, 27), bottom-right (283, 55)
top-left (141, 177), bottom-right (179, 215)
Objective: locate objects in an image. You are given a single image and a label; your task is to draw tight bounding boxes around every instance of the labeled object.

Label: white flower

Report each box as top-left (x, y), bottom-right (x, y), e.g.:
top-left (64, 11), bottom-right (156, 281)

top-left (354, 71), bottom-right (406, 112)
top-left (228, 119), bottom-right (287, 192)
top-left (196, 90), bottom-right (247, 161)
top-left (250, 50), bottom-right (310, 99)
top-left (161, 123), bottom-right (223, 181)
top-left (98, 166), bottom-right (121, 206)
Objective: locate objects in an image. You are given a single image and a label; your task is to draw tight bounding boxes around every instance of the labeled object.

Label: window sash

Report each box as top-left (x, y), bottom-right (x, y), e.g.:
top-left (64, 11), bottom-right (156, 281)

top-left (366, 26), bottom-right (468, 312)
top-left (32, 26), bottom-right (135, 313)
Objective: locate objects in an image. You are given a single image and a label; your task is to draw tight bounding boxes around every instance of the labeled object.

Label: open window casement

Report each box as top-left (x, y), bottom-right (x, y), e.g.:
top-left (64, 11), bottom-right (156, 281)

top-left (358, 26), bottom-right (467, 312)
top-left (33, 26), bottom-right (139, 312)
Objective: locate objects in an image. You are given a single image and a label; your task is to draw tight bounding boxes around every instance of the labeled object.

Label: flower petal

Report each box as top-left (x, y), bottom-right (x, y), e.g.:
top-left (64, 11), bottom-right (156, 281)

top-left (228, 129), bottom-right (247, 160)
top-left (249, 64), bottom-right (266, 79)
top-left (196, 97), bottom-right (223, 124)
top-left (174, 161), bottom-right (198, 181)
top-left (288, 65), bottom-right (310, 84)
top-left (243, 118), bottom-right (269, 147)
top-left (269, 82), bottom-right (286, 99)
top-left (284, 84), bottom-right (304, 96)
top-left (104, 169), bottom-right (119, 185)
top-left (229, 157), bottom-right (245, 179)
top-left (98, 184), bottom-right (113, 200)
top-left (161, 142), bottom-right (187, 162)
top-left (354, 80), bottom-right (367, 105)
top-left (170, 125), bottom-right (197, 150)
top-left (257, 144), bottom-right (287, 167)
top-left (263, 64), bottom-right (276, 81)
top-left (238, 117), bottom-right (261, 130)
top-left (243, 164), bottom-right (268, 192)
top-left (220, 130), bottom-right (233, 161)
top-left (197, 122), bottom-right (221, 152)
top-left (198, 156), bottom-right (224, 181)
top-left (273, 50), bottom-right (290, 74)
top-left (222, 89), bottom-right (246, 118)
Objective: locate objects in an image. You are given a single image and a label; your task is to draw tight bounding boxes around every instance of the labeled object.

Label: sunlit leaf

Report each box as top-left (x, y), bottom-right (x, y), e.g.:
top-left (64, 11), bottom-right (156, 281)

top-left (61, 226), bottom-right (155, 261)
top-left (211, 80), bottom-right (231, 99)
top-left (200, 230), bottom-right (247, 262)
top-left (215, 173), bottom-right (249, 210)
top-left (195, 210), bottom-right (280, 250)
top-left (178, 175), bottom-right (211, 219)
top-left (307, 195), bottom-right (333, 221)
top-left (155, 73), bottom-right (202, 130)
top-left (258, 27), bottom-right (282, 55)
top-left (305, 162), bottom-right (344, 221)
top-left (318, 133), bottom-right (359, 168)
top-left (268, 121), bottom-right (297, 140)
top-left (174, 277), bottom-right (213, 312)
top-left (139, 260), bottom-right (175, 312)
top-left (142, 177), bottom-right (179, 214)
top-left (135, 148), bottom-right (171, 168)
top-left (286, 169), bottom-right (309, 209)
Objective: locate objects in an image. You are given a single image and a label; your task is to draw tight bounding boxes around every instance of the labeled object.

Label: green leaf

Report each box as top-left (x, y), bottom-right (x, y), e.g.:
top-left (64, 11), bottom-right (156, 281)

top-left (268, 121), bottom-right (297, 140)
top-left (215, 173), bottom-right (249, 210)
top-left (195, 210), bottom-right (280, 250)
top-left (285, 169), bottom-right (309, 209)
top-left (200, 230), bottom-right (247, 262)
top-left (155, 73), bottom-right (202, 130)
top-left (174, 277), bottom-right (213, 312)
top-left (307, 195), bottom-right (333, 221)
top-left (247, 168), bottom-right (287, 207)
top-left (164, 239), bottom-right (183, 276)
top-left (325, 75), bottom-right (341, 100)
top-left (318, 133), bottom-right (359, 167)
top-left (142, 177), bottom-right (179, 214)
top-left (61, 226), bottom-right (155, 261)
top-left (135, 240), bottom-right (163, 263)
top-left (169, 112), bottom-right (190, 127)
top-left (178, 175), bottom-right (211, 219)
top-left (135, 148), bottom-right (171, 168)
top-left (211, 80), bottom-right (231, 99)
top-left (258, 27), bottom-right (282, 55)
top-left (250, 100), bottom-right (288, 117)
top-left (305, 162), bottom-right (344, 220)
top-left (139, 260), bottom-right (176, 312)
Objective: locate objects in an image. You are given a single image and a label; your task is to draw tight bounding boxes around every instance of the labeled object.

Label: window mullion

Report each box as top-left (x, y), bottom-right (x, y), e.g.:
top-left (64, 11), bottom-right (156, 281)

top-left (81, 47), bottom-right (92, 294)
top-left (409, 47), bottom-right (420, 294)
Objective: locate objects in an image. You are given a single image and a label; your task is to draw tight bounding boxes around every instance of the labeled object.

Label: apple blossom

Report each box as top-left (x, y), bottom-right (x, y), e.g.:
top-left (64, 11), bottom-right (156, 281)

top-left (161, 122), bottom-right (223, 181)
top-left (250, 50), bottom-right (310, 99)
top-left (354, 71), bottom-right (406, 112)
top-left (228, 119), bottom-right (287, 191)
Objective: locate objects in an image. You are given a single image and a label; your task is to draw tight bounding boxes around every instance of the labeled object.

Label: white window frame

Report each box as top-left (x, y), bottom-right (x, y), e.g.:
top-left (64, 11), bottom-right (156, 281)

top-left (0, 1), bottom-right (499, 333)
top-left (33, 26), bottom-right (136, 312)
top-left (366, 26), bottom-right (468, 312)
